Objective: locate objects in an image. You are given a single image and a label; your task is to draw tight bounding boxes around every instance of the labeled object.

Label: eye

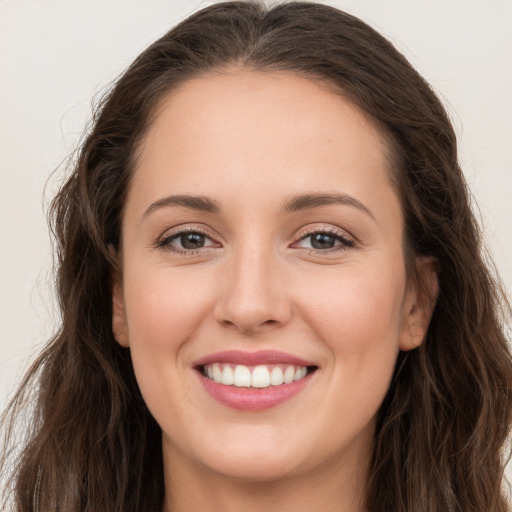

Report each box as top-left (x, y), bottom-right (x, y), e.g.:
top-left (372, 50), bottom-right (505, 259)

top-left (157, 228), bottom-right (220, 254)
top-left (293, 228), bottom-right (354, 252)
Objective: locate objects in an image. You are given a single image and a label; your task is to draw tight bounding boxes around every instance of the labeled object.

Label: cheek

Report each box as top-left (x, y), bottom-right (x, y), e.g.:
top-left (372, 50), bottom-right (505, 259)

top-left (296, 259), bottom-right (406, 401)
top-left (122, 265), bottom-right (217, 374)
top-left (120, 265), bottom-right (219, 423)
top-left (301, 261), bottom-right (405, 342)
top-left (312, 265), bottom-right (405, 437)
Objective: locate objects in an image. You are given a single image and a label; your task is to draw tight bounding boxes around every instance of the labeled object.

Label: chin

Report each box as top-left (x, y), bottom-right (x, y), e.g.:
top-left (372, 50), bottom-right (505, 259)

top-left (194, 438), bottom-right (308, 483)
top-left (209, 457), bottom-right (303, 483)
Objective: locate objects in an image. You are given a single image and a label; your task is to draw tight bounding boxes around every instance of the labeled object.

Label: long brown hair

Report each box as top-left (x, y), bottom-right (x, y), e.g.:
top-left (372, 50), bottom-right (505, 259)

top-left (1, 2), bottom-right (511, 511)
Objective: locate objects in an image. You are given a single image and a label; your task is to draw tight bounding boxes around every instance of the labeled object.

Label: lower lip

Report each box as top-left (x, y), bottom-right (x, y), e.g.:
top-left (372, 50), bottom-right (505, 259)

top-left (197, 371), bottom-right (315, 411)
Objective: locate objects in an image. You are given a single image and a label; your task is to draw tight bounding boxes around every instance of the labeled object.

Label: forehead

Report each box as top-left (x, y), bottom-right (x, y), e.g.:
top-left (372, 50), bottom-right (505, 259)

top-left (129, 69), bottom-right (398, 221)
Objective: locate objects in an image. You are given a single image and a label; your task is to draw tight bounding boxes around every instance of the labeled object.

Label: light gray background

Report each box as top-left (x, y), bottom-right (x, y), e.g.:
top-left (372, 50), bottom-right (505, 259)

top-left (1, 0), bottom-right (511, 423)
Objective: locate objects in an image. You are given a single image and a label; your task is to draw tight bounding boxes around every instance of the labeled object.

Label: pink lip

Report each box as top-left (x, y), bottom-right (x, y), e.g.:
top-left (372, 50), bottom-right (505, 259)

top-left (193, 350), bottom-right (318, 411)
top-left (196, 370), bottom-right (316, 411)
top-left (193, 350), bottom-right (315, 367)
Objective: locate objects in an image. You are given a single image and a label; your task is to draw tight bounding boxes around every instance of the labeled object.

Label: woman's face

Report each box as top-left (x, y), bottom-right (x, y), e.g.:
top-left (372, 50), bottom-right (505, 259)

top-left (113, 69), bottom-right (431, 483)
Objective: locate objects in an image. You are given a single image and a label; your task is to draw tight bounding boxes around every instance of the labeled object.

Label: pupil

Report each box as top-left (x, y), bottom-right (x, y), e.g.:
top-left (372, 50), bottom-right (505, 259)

top-left (311, 233), bottom-right (335, 249)
top-left (181, 232), bottom-right (205, 249)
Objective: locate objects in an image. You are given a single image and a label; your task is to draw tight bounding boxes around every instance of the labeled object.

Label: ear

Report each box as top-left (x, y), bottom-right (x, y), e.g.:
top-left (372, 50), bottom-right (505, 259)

top-left (399, 256), bottom-right (439, 351)
top-left (110, 247), bottom-right (130, 348)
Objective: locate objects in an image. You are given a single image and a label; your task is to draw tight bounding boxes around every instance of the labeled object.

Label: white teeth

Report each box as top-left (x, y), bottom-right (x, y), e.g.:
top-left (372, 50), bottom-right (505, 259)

top-left (203, 363), bottom-right (311, 388)
top-left (294, 366), bottom-right (307, 381)
top-left (221, 365), bottom-right (234, 385)
top-left (270, 367), bottom-right (284, 385)
top-left (233, 365), bottom-right (251, 387)
top-left (213, 363), bottom-right (222, 383)
top-left (283, 365), bottom-right (295, 384)
top-left (251, 365), bottom-right (270, 388)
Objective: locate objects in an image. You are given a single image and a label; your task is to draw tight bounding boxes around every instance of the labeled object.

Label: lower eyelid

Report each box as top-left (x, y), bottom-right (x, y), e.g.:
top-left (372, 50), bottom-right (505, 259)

top-left (156, 227), bottom-right (354, 253)
top-left (164, 232), bottom-right (218, 249)
top-left (294, 230), bottom-right (354, 247)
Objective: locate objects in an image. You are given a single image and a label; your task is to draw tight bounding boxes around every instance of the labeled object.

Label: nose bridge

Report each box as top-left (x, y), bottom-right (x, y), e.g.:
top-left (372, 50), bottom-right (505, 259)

top-left (214, 235), bottom-right (291, 333)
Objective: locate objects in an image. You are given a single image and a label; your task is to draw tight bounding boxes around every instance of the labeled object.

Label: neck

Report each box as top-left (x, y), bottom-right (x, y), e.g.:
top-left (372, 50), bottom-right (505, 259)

top-left (161, 437), bottom-right (369, 512)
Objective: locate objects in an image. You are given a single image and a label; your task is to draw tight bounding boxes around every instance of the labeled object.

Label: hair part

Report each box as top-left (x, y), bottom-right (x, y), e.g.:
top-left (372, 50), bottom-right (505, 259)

top-left (1, 2), bottom-right (511, 511)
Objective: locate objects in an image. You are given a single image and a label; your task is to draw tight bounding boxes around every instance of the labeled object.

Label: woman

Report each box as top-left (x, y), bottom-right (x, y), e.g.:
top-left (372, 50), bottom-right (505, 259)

top-left (1, 2), bottom-right (511, 511)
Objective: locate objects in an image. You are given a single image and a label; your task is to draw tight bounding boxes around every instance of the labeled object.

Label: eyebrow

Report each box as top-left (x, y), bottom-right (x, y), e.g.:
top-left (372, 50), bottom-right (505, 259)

top-left (282, 192), bottom-right (376, 221)
top-left (143, 192), bottom-right (375, 221)
top-left (144, 195), bottom-right (220, 217)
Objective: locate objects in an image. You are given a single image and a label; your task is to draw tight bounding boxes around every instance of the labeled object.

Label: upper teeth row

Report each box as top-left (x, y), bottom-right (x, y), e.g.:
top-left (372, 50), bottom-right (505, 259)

top-left (204, 363), bottom-right (308, 388)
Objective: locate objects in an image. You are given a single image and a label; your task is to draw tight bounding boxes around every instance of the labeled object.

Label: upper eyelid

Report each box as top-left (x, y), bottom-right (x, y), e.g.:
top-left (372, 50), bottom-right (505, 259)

top-left (295, 224), bottom-right (355, 243)
top-left (156, 228), bottom-right (220, 255)
top-left (299, 225), bottom-right (349, 236)
top-left (159, 223), bottom-right (351, 238)
top-left (157, 224), bottom-right (355, 250)
top-left (160, 224), bottom-right (219, 241)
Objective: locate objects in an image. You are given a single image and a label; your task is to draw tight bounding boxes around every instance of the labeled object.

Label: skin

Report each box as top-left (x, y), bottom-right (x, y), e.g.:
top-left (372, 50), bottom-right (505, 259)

top-left (112, 69), bottom-right (437, 512)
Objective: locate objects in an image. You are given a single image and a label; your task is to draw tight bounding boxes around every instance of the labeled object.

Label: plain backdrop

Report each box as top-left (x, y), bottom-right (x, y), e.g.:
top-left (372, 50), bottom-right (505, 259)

top-left (1, 0), bottom-right (511, 431)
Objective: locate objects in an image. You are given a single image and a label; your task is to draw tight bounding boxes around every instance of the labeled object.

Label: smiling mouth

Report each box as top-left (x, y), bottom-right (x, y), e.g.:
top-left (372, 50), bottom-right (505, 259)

top-left (197, 363), bottom-right (318, 389)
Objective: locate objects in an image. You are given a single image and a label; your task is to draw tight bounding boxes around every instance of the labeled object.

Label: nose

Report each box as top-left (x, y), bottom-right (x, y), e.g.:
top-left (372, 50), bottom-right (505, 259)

top-left (213, 245), bottom-right (292, 335)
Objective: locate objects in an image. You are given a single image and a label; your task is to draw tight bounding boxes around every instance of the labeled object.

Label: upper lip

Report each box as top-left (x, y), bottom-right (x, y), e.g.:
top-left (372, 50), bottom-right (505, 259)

top-left (193, 350), bottom-right (316, 368)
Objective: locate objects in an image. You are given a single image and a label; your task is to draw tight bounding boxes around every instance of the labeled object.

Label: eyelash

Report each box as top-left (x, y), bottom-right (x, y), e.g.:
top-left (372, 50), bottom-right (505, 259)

top-left (155, 225), bottom-right (355, 256)
top-left (294, 226), bottom-right (355, 254)
top-left (155, 227), bottom-right (219, 255)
